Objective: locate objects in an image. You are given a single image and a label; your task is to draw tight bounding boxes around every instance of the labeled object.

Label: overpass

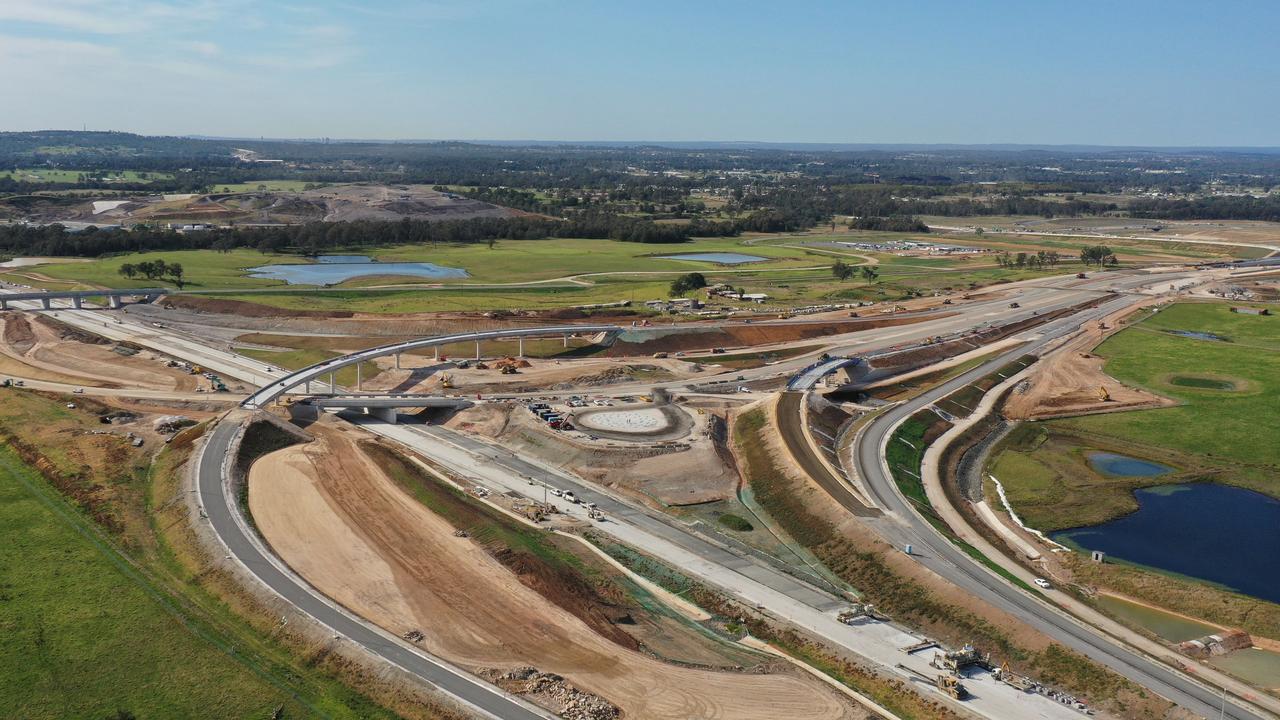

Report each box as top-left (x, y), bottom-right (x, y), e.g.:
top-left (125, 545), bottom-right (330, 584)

top-left (301, 395), bottom-right (473, 423)
top-left (0, 287), bottom-right (168, 310)
top-left (242, 325), bottom-right (620, 409)
top-left (786, 356), bottom-right (859, 391)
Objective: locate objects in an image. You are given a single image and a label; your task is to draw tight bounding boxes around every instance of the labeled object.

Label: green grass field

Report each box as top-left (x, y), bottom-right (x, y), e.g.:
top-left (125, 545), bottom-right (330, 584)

top-left (8, 233), bottom-right (1075, 313)
top-left (0, 446), bottom-right (317, 719)
top-left (1058, 303), bottom-right (1280, 469)
top-left (991, 302), bottom-right (1280, 530)
top-left (0, 168), bottom-right (172, 183)
top-left (237, 347), bottom-right (382, 387)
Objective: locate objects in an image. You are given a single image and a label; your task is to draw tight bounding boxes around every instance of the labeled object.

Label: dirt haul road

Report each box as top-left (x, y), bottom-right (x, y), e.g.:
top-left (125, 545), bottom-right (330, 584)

top-left (248, 428), bottom-right (859, 720)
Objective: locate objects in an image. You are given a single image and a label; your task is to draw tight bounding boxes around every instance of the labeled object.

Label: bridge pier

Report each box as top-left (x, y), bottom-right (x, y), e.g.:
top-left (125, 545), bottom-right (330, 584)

top-left (395, 353), bottom-right (401, 370)
top-left (563, 334), bottom-right (569, 348)
top-left (356, 362), bottom-right (363, 391)
top-left (474, 340), bottom-right (481, 360)
top-left (367, 407), bottom-right (398, 424)
top-left (0, 299), bottom-right (7, 311)
top-left (434, 347), bottom-right (440, 361)
top-left (40, 297), bottom-right (51, 310)
top-left (329, 372), bottom-right (336, 395)
top-left (72, 296), bottom-right (83, 310)
top-left (304, 381), bottom-right (311, 394)
top-left (518, 337), bottom-right (524, 358)
top-left (109, 295), bottom-right (123, 309)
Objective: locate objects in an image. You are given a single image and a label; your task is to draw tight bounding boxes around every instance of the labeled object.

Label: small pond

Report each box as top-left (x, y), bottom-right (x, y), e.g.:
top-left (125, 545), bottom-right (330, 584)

top-left (656, 252), bottom-right (767, 264)
top-left (1093, 594), bottom-right (1217, 642)
top-left (247, 254), bottom-right (468, 285)
top-left (1087, 451), bottom-right (1173, 477)
top-left (1053, 483), bottom-right (1280, 604)
top-left (1166, 329), bottom-right (1229, 342)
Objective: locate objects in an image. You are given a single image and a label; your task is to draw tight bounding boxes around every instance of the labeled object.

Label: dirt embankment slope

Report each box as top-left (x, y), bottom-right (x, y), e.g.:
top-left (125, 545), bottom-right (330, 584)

top-left (1003, 302), bottom-right (1175, 420)
top-left (0, 312), bottom-right (195, 390)
top-left (248, 426), bottom-right (858, 720)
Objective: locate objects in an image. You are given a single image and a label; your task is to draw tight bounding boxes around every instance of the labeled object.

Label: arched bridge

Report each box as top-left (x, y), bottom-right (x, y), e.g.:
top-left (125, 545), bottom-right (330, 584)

top-left (241, 325), bottom-right (620, 409)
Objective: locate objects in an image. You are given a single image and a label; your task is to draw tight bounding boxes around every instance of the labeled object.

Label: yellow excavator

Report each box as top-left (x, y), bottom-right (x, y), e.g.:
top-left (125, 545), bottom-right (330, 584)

top-left (1097, 386), bottom-right (1111, 402)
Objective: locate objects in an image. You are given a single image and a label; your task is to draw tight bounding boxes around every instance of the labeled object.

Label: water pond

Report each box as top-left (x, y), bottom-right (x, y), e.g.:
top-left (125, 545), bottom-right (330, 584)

top-left (1053, 483), bottom-right (1280, 604)
top-left (1093, 594), bottom-right (1217, 642)
top-left (247, 254), bottom-right (468, 285)
top-left (1166, 329), bottom-right (1229, 342)
top-left (656, 252), bottom-right (767, 265)
top-left (1209, 648), bottom-right (1280, 688)
top-left (1087, 451), bottom-right (1173, 477)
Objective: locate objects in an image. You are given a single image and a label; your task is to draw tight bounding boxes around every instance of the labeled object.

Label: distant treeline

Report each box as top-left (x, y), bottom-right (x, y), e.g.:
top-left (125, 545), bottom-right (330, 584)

top-left (1129, 195), bottom-right (1280, 222)
top-left (746, 185), bottom-right (1119, 221)
top-left (849, 216), bottom-right (930, 232)
top-left (0, 213), bottom-right (747, 258)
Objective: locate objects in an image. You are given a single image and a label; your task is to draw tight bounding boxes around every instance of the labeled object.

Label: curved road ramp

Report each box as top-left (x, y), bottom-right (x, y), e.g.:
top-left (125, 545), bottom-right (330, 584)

top-left (242, 325), bottom-right (620, 409)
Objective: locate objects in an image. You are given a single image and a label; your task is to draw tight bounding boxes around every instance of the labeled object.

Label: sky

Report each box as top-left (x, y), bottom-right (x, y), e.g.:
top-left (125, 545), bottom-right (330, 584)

top-left (1, 0), bottom-right (1277, 146)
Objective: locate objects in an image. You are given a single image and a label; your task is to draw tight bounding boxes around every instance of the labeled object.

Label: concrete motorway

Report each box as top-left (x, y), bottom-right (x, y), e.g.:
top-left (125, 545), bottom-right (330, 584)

top-left (357, 417), bottom-right (1090, 720)
top-left (851, 296), bottom-right (1269, 720)
top-left (193, 418), bottom-right (552, 720)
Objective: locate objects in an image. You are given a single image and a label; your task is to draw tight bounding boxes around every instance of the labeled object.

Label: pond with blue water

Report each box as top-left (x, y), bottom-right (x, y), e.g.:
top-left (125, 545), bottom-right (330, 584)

top-left (1054, 483), bottom-right (1280, 604)
top-left (247, 254), bottom-right (468, 285)
top-left (1087, 452), bottom-right (1173, 477)
top-left (656, 252), bottom-right (767, 265)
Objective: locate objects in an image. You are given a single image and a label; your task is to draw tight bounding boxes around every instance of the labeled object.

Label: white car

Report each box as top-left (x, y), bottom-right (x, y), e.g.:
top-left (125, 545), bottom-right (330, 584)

top-left (73, 388), bottom-right (85, 394)
top-left (549, 488), bottom-right (564, 497)
top-left (563, 491), bottom-right (578, 504)
top-left (1033, 578), bottom-right (1052, 589)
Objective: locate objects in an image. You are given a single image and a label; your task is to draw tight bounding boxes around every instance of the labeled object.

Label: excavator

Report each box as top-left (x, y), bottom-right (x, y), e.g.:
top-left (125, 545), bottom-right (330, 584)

top-left (1097, 386), bottom-right (1111, 402)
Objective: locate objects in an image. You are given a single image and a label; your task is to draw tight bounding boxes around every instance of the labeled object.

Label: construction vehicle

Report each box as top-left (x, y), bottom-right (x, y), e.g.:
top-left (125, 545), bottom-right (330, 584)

top-left (896, 664), bottom-right (968, 700)
top-left (1096, 386), bottom-right (1111, 402)
top-left (439, 373), bottom-right (454, 389)
top-left (500, 364), bottom-right (518, 375)
top-left (993, 661), bottom-right (1038, 692)
top-left (932, 644), bottom-right (990, 673)
top-left (837, 603), bottom-right (890, 624)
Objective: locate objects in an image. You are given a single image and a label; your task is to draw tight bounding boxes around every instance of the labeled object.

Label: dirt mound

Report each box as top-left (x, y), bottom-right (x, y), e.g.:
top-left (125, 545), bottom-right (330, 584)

top-left (2, 313), bottom-right (35, 351)
top-left (163, 294), bottom-right (355, 318)
top-left (248, 426), bottom-right (857, 719)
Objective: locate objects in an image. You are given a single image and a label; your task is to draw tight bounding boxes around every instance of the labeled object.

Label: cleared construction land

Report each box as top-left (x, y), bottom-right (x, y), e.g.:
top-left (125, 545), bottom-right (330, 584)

top-left (248, 423), bottom-right (861, 719)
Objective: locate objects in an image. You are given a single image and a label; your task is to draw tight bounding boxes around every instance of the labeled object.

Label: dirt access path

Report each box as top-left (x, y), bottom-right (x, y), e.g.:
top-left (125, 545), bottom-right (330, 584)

top-left (0, 312), bottom-right (196, 390)
top-left (1003, 300), bottom-right (1175, 420)
top-left (248, 426), bottom-right (860, 720)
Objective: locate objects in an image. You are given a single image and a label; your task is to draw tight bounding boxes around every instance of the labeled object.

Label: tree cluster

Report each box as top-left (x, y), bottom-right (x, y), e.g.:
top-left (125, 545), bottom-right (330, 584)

top-left (995, 250), bottom-right (1061, 269)
top-left (119, 260), bottom-right (185, 286)
top-left (668, 272), bottom-right (708, 297)
top-left (1079, 245), bottom-right (1118, 267)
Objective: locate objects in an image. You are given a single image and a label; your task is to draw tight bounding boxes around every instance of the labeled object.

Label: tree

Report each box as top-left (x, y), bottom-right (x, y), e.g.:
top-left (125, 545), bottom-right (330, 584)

top-left (860, 265), bottom-right (879, 282)
top-left (831, 260), bottom-right (854, 281)
top-left (168, 262), bottom-right (185, 288)
top-left (668, 272), bottom-right (707, 297)
top-left (118, 263), bottom-right (137, 279)
top-left (1015, 252), bottom-right (1028, 268)
top-left (1080, 245), bottom-right (1114, 267)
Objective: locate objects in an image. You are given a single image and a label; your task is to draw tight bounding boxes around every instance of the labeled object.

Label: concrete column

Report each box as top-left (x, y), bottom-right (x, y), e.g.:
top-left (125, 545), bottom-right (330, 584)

top-left (434, 346), bottom-right (440, 361)
top-left (304, 381), bottom-right (311, 394)
top-left (40, 297), bottom-right (51, 310)
top-left (474, 340), bottom-right (481, 360)
top-left (109, 295), bottom-right (123, 309)
top-left (395, 353), bottom-right (401, 370)
top-left (329, 372), bottom-right (336, 395)
top-left (518, 337), bottom-right (524, 358)
top-left (0, 299), bottom-right (8, 311)
top-left (356, 363), bottom-right (363, 392)
top-left (72, 296), bottom-right (83, 310)
top-left (563, 334), bottom-right (569, 348)
top-left (369, 407), bottom-right (397, 424)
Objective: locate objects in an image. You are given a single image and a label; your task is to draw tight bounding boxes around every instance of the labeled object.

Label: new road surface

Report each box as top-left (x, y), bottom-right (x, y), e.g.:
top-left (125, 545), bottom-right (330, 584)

top-left (851, 297), bottom-right (1268, 720)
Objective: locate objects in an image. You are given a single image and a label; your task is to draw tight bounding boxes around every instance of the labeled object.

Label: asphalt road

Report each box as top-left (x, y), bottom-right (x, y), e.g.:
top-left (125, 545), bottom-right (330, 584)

top-left (851, 298), bottom-right (1266, 720)
top-left (194, 419), bottom-right (550, 720)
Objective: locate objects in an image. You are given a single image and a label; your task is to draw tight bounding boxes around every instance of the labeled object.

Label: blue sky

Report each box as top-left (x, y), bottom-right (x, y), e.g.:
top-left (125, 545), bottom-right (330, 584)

top-left (1, 0), bottom-right (1276, 145)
